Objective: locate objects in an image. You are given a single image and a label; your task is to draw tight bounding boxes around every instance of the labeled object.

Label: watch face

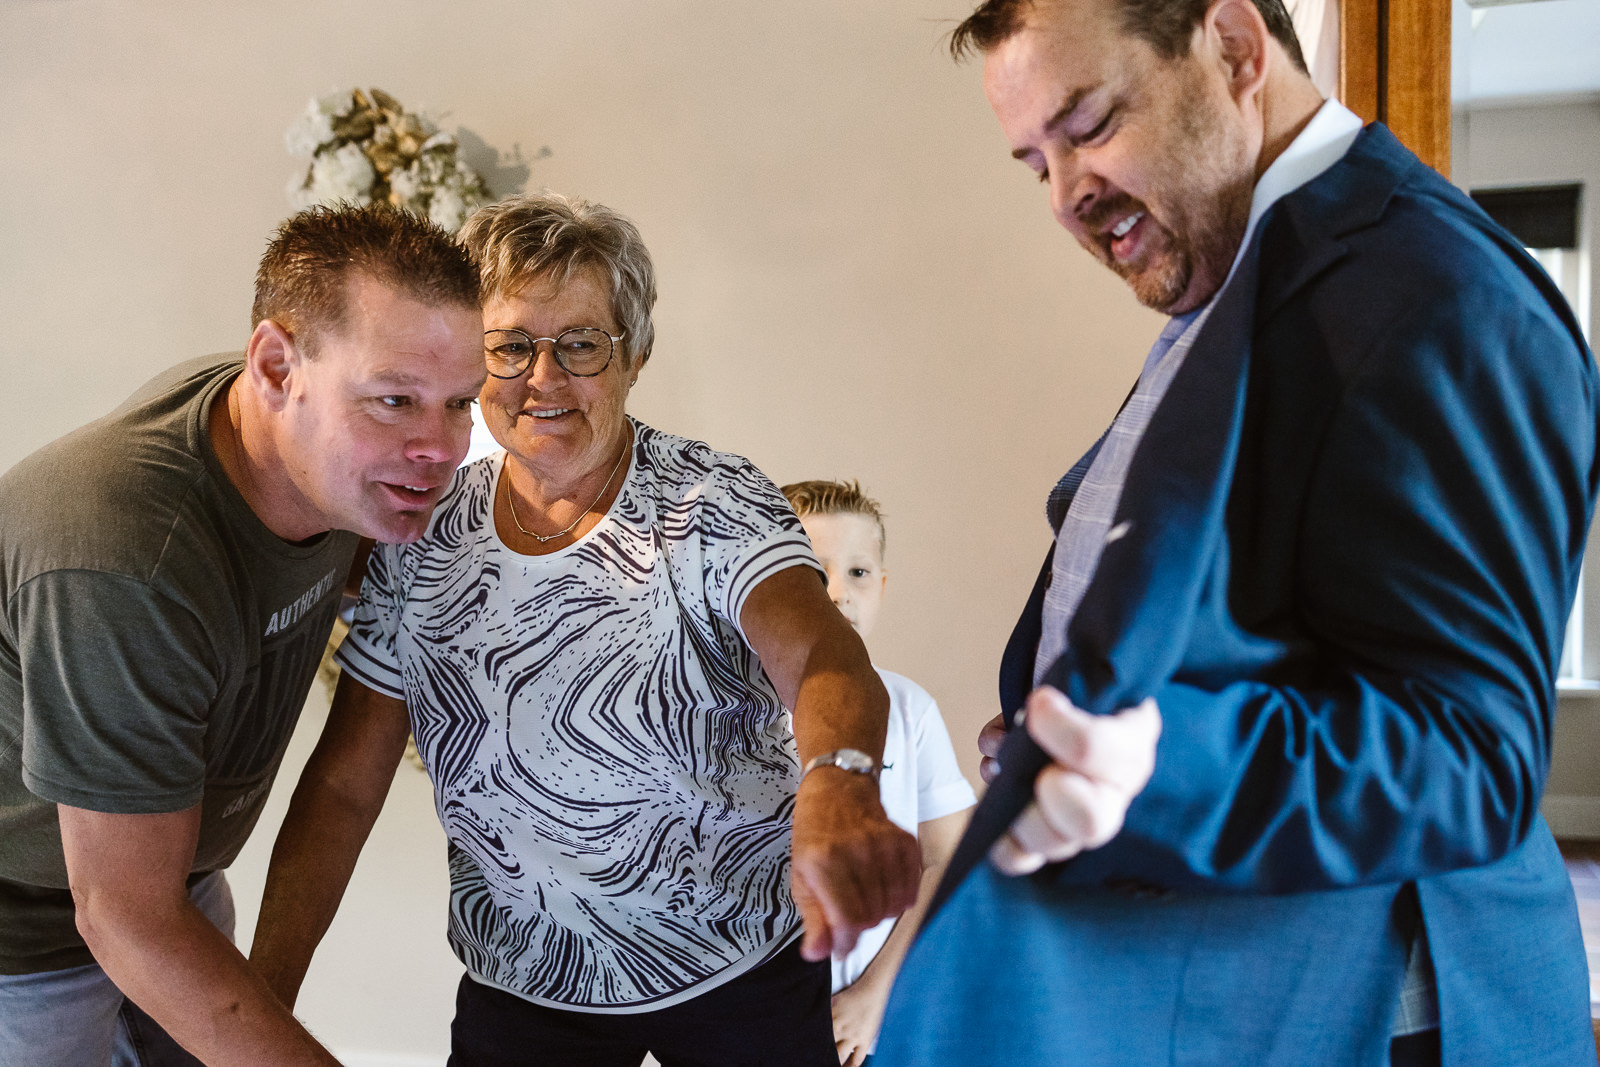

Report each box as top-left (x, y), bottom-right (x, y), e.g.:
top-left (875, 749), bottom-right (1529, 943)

top-left (835, 748), bottom-right (876, 775)
top-left (804, 747), bottom-right (879, 778)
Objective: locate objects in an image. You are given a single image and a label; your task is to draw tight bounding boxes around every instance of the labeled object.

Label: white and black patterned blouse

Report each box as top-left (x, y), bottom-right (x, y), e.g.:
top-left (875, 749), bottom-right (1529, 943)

top-left (337, 420), bottom-right (822, 1012)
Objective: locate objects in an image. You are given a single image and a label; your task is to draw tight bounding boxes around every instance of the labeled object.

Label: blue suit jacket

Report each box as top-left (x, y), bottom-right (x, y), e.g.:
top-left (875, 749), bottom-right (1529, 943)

top-left (876, 125), bottom-right (1599, 1066)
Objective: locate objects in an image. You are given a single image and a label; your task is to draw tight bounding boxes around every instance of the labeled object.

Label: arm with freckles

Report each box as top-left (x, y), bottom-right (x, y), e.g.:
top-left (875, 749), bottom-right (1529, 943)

top-left (740, 565), bottom-right (922, 962)
top-left (59, 804), bottom-right (342, 1066)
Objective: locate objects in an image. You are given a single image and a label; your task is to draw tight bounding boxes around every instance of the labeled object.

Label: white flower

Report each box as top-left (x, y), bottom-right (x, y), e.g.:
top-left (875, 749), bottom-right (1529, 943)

top-left (313, 90), bottom-right (350, 114)
top-left (284, 95), bottom-right (343, 157)
top-left (428, 187), bottom-right (468, 231)
top-left (409, 113), bottom-right (440, 139)
top-left (411, 150), bottom-right (444, 185)
top-left (282, 88), bottom-right (503, 227)
top-left (389, 164), bottom-right (424, 208)
top-left (307, 142), bottom-right (375, 205)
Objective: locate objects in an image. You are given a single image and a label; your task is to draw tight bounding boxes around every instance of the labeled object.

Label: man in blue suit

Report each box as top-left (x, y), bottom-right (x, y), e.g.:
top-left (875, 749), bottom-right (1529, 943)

top-left (874, 0), bottom-right (1599, 1063)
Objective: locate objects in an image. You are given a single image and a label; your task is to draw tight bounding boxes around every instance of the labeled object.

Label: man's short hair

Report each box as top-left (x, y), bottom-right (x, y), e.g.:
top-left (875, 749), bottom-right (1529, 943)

top-left (949, 0), bottom-right (1308, 73)
top-left (252, 202), bottom-right (481, 353)
top-left (459, 192), bottom-right (658, 369)
top-left (781, 479), bottom-right (888, 558)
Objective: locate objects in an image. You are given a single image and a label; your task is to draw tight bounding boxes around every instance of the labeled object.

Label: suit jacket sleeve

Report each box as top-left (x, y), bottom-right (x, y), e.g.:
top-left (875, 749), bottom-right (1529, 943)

top-left (1043, 239), bottom-right (1598, 894)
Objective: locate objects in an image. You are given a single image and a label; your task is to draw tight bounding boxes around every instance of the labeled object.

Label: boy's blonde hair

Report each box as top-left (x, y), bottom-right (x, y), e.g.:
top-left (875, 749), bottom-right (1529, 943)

top-left (781, 479), bottom-right (887, 558)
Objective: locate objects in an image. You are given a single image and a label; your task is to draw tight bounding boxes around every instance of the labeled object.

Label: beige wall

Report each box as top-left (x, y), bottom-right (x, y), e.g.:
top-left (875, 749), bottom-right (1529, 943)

top-left (0, 0), bottom-right (1159, 778)
top-left (1, 0), bottom-right (1158, 1060)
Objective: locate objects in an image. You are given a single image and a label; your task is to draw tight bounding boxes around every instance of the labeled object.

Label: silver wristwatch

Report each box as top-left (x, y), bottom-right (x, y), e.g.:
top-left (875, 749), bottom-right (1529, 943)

top-left (802, 747), bottom-right (879, 780)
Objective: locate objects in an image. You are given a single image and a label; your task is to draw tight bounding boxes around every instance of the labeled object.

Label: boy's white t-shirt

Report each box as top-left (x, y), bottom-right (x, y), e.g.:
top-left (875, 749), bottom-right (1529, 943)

top-left (831, 668), bottom-right (976, 994)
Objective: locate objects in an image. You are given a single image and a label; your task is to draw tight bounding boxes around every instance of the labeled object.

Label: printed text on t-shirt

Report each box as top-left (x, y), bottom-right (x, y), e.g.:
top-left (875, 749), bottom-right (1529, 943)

top-left (263, 569), bottom-right (339, 637)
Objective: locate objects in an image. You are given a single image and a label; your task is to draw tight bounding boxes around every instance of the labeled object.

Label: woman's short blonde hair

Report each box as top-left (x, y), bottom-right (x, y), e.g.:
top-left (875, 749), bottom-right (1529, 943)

top-left (460, 192), bottom-right (657, 368)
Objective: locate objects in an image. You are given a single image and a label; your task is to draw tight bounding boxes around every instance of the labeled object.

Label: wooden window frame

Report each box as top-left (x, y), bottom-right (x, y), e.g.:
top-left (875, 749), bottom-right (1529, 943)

top-left (1339, 0), bottom-right (1452, 176)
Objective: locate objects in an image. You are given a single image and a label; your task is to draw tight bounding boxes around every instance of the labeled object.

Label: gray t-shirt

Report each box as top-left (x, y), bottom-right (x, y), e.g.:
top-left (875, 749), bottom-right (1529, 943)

top-left (0, 357), bottom-right (357, 973)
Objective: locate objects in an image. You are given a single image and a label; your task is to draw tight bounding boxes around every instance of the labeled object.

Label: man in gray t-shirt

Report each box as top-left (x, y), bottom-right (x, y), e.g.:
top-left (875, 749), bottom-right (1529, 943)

top-left (0, 204), bottom-right (486, 1067)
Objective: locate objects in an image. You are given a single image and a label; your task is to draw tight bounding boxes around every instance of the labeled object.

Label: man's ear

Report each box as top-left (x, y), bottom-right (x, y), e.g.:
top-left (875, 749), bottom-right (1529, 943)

top-left (1206, 0), bottom-right (1272, 106)
top-left (244, 319), bottom-right (301, 413)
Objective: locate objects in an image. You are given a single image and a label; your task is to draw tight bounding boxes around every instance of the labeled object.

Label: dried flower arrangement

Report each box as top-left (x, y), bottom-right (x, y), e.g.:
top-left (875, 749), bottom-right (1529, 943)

top-left (285, 87), bottom-right (492, 231)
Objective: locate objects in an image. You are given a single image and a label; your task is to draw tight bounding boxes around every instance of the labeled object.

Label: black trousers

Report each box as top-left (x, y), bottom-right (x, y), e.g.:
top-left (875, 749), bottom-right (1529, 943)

top-left (447, 940), bottom-right (835, 1067)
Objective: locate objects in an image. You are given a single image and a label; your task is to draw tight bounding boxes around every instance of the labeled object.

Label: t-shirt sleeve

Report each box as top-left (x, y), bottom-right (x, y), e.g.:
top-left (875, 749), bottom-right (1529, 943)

top-left (907, 686), bottom-right (978, 823)
top-left (15, 570), bottom-right (219, 813)
top-left (333, 543), bottom-right (407, 701)
top-left (699, 457), bottom-right (824, 640)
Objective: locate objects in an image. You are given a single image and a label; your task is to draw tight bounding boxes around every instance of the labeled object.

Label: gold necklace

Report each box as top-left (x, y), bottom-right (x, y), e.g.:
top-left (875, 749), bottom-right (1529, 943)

top-left (505, 442), bottom-right (629, 544)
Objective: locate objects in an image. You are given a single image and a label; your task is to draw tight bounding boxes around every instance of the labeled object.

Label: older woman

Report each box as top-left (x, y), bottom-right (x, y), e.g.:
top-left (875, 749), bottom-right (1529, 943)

top-left (250, 193), bottom-right (919, 1067)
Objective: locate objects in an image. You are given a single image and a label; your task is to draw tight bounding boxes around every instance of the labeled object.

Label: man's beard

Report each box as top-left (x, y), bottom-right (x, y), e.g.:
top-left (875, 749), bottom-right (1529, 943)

top-left (1114, 223), bottom-right (1193, 312)
top-left (1088, 91), bottom-right (1256, 315)
top-left (1115, 188), bottom-right (1251, 314)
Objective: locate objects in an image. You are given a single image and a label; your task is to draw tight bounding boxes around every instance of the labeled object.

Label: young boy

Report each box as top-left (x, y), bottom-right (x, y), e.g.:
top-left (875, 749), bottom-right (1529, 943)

top-left (781, 480), bottom-right (976, 1067)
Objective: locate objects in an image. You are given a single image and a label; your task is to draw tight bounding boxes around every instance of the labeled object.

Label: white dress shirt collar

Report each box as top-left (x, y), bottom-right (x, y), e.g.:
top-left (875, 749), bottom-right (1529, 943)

top-left (1217, 97), bottom-right (1365, 296)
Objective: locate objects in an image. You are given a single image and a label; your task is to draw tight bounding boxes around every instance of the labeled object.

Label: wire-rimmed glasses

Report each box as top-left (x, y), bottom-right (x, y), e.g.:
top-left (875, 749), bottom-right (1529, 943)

top-left (484, 327), bottom-right (626, 379)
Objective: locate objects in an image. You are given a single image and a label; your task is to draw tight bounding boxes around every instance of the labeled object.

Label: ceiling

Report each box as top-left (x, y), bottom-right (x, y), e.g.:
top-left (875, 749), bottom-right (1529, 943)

top-left (1451, 0), bottom-right (1600, 104)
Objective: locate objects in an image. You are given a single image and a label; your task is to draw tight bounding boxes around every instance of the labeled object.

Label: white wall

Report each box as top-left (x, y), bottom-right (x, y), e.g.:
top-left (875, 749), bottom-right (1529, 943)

top-left (1453, 97), bottom-right (1600, 835)
top-left (1, 0), bottom-right (1161, 1060)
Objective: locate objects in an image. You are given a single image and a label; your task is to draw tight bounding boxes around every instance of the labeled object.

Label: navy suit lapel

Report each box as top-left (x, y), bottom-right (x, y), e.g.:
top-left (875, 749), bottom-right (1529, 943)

top-left (1028, 124), bottom-right (1415, 714)
top-left (1255, 124), bottom-right (1410, 320)
top-left (1002, 384), bottom-right (1137, 717)
top-left (997, 548), bottom-right (1053, 722)
top-left (933, 228), bottom-right (1266, 915)
top-left (931, 124), bottom-right (1423, 917)
top-left (1042, 239), bottom-right (1263, 711)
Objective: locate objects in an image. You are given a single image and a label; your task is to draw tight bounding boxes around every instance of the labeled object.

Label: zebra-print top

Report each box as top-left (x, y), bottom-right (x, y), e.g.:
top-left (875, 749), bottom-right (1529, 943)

top-left (337, 420), bottom-right (822, 1012)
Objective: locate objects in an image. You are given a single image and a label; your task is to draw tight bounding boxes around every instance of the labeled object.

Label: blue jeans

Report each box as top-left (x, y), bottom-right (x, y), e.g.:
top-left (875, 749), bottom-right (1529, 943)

top-left (0, 871), bottom-right (235, 1067)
